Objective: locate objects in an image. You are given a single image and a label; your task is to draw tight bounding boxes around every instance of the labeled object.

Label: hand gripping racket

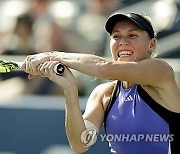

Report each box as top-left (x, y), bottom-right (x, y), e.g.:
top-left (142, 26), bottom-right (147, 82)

top-left (0, 59), bottom-right (65, 76)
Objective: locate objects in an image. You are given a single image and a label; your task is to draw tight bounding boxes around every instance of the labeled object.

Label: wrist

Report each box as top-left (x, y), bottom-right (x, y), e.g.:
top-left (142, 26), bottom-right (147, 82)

top-left (64, 85), bottom-right (78, 94)
top-left (49, 51), bottom-right (64, 57)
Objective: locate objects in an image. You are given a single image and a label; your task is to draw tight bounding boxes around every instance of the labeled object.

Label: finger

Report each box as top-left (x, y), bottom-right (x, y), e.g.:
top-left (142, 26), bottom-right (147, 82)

top-left (39, 62), bottom-right (48, 76)
top-left (31, 54), bottom-right (50, 73)
top-left (49, 57), bottom-right (65, 64)
top-left (49, 61), bottom-right (59, 72)
top-left (36, 64), bottom-right (45, 77)
top-left (45, 61), bottom-right (58, 77)
top-left (44, 69), bottom-right (49, 75)
top-left (28, 74), bottom-right (36, 79)
top-left (30, 60), bottom-right (38, 73)
top-left (20, 60), bottom-right (26, 70)
top-left (26, 55), bottom-right (35, 74)
top-left (39, 61), bottom-right (52, 77)
top-left (25, 55), bottom-right (30, 73)
top-left (29, 56), bottom-right (40, 74)
top-left (48, 61), bottom-right (60, 79)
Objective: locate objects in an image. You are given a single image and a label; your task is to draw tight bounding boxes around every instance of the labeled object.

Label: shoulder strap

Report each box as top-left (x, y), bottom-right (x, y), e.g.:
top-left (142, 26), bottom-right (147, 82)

top-left (137, 85), bottom-right (179, 123)
top-left (137, 85), bottom-right (180, 154)
top-left (104, 80), bottom-right (121, 133)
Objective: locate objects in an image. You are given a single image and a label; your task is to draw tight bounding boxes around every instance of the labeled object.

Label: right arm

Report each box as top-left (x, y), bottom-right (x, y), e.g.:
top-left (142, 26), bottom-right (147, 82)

top-left (64, 85), bottom-right (88, 153)
top-left (62, 75), bottom-right (115, 153)
top-left (35, 61), bottom-right (111, 153)
top-left (46, 61), bottom-right (88, 153)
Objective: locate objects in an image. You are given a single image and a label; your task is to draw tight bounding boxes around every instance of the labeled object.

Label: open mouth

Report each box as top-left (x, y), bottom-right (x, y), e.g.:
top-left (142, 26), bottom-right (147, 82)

top-left (118, 50), bottom-right (133, 58)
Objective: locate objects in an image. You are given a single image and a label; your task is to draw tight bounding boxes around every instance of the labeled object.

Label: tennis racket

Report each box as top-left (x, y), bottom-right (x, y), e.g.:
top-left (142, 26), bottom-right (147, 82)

top-left (0, 59), bottom-right (65, 76)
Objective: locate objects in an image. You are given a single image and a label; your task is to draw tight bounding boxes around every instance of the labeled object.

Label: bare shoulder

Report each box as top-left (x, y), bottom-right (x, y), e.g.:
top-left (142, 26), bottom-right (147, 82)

top-left (138, 58), bottom-right (175, 88)
top-left (88, 81), bottom-right (117, 104)
top-left (141, 59), bottom-right (180, 112)
top-left (90, 81), bottom-right (118, 110)
top-left (148, 58), bottom-right (177, 87)
top-left (141, 58), bottom-right (174, 72)
top-left (142, 58), bottom-right (174, 75)
top-left (93, 81), bottom-right (117, 96)
top-left (83, 81), bottom-right (118, 127)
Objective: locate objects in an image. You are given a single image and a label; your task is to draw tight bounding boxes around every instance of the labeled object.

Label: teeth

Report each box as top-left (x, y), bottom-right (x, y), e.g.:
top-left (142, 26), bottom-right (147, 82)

top-left (118, 51), bottom-right (132, 57)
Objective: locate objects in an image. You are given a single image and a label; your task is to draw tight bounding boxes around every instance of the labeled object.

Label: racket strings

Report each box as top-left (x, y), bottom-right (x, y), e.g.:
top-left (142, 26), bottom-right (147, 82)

top-left (0, 60), bottom-right (19, 73)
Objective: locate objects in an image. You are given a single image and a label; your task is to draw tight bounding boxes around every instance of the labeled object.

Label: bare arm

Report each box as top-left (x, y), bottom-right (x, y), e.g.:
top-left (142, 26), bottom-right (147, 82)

top-left (51, 52), bottom-right (108, 78)
top-left (51, 52), bottom-right (180, 112)
top-left (51, 52), bottom-right (173, 87)
top-left (34, 61), bottom-right (90, 153)
top-left (82, 81), bottom-right (116, 130)
top-left (65, 81), bottom-right (113, 152)
top-left (21, 51), bottom-right (173, 87)
top-left (64, 87), bottom-right (89, 153)
top-left (21, 52), bottom-right (180, 112)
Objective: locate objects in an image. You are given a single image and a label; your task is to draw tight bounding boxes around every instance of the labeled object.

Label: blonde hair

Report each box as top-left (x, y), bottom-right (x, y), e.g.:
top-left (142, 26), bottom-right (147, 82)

top-left (151, 39), bottom-right (158, 58)
top-left (143, 15), bottom-right (158, 57)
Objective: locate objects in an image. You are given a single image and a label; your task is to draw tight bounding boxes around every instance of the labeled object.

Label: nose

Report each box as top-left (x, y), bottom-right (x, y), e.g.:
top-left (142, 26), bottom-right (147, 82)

top-left (118, 37), bottom-right (129, 46)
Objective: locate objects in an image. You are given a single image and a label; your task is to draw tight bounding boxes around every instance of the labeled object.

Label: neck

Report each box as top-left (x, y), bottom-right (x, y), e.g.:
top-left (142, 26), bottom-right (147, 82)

top-left (122, 81), bottom-right (134, 89)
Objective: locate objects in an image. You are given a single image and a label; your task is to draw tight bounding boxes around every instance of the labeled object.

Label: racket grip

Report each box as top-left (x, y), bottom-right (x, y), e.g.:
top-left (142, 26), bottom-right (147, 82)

top-left (54, 63), bottom-right (65, 76)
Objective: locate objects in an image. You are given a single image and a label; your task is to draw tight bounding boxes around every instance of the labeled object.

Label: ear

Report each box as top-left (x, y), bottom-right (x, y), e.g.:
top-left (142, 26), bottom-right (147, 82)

top-left (148, 38), bottom-right (157, 55)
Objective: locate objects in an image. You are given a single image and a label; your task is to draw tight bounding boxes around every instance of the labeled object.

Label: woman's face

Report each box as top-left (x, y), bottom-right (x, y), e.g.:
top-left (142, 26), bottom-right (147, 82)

top-left (110, 20), bottom-right (155, 62)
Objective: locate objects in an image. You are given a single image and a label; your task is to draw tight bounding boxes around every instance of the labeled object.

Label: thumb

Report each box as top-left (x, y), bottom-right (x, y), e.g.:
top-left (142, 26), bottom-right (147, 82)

top-left (28, 74), bottom-right (36, 79)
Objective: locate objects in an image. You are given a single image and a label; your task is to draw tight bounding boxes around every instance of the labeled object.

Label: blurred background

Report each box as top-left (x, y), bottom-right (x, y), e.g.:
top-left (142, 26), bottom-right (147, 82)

top-left (0, 0), bottom-right (179, 153)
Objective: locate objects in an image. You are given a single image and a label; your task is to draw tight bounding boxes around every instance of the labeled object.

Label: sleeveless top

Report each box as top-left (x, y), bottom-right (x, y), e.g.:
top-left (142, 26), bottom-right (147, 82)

top-left (104, 81), bottom-right (180, 154)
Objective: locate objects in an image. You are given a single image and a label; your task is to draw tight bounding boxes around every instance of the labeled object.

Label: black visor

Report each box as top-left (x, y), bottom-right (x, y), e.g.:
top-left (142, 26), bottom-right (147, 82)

top-left (105, 12), bottom-right (155, 38)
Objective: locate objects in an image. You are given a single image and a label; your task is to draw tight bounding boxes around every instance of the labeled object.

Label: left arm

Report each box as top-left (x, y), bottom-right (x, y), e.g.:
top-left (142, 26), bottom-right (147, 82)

top-left (22, 52), bottom-right (173, 87)
top-left (51, 52), bottom-right (175, 88)
top-left (21, 52), bottom-right (180, 112)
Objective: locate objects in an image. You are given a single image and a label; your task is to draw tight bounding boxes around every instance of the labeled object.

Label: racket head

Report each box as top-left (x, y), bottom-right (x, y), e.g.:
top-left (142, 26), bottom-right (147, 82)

top-left (0, 59), bottom-right (19, 73)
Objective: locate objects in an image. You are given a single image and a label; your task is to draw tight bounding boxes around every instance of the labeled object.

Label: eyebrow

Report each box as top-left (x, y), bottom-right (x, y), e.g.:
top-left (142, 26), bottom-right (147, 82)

top-left (111, 29), bottom-right (139, 34)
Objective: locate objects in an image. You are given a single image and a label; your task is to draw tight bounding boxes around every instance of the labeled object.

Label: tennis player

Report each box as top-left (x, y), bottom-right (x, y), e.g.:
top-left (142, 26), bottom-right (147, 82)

top-left (22, 12), bottom-right (180, 154)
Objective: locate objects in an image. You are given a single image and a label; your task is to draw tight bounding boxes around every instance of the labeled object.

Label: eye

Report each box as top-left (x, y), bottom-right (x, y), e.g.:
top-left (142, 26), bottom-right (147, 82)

top-left (112, 35), bottom-right (121, 41)
top-left (113, 35), bottom-right (118, 39)
top-left (129, 34), bottom-right (138, 38)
